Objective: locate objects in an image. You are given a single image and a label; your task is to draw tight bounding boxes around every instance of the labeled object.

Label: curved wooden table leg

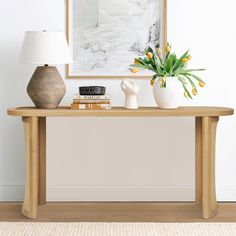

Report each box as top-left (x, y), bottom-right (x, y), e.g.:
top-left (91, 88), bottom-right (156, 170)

top-left (22, 117), bottom-right (38, 219)
top-left (202, 116), bottom-right (219, 219)
top-left (195, 117), bottom-right (202, 205)
top-left (38, 117), bottom-right (46, 205)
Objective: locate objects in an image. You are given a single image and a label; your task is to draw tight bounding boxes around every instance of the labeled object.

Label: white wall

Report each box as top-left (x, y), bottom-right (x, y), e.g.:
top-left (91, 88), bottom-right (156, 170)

top-left (0, 0), bottom-right (235, 201)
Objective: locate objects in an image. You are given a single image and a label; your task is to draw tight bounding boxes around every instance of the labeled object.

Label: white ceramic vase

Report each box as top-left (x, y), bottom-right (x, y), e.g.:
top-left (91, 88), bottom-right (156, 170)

top-left (153, 77), bottom-right (183, 109)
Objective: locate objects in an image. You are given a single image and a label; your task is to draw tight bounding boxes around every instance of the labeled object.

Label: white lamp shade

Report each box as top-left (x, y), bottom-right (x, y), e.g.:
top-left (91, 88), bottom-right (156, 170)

top-left (19, 31), bottom-right (73, 64)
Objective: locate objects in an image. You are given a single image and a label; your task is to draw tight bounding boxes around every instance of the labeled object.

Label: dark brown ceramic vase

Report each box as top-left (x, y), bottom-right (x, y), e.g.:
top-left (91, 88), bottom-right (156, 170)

top-left (27, 66), bottom-right (66, 109)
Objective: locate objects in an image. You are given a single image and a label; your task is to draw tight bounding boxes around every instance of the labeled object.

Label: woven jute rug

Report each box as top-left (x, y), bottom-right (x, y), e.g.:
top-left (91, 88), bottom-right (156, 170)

top-left (0, 222), bottom-right (236, 236)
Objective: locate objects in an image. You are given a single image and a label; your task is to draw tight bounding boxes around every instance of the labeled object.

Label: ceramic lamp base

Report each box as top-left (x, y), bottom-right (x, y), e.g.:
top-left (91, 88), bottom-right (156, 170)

top-left (27, 66), bottom-right (66, 109)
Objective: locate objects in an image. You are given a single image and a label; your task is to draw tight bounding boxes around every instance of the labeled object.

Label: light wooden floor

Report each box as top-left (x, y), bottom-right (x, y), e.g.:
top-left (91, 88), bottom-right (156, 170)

top-left (0, 203), bottom-right (236, 222)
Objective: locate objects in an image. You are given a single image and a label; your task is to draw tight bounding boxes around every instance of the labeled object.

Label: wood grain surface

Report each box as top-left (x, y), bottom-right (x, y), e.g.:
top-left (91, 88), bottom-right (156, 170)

top-left (0, 203), bottom-right (236, 222)
top-left (7, 106), bottom-right (234, 117)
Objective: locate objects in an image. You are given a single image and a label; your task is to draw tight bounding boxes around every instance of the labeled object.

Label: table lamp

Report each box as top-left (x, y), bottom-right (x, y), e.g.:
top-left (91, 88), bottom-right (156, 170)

top-left (19, 31), bottom-right (73, 109)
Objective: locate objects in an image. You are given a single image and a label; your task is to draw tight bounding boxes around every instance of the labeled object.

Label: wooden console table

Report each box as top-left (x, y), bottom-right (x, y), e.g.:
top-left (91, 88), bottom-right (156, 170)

top-left (7, 106), bottom-right (234, 219)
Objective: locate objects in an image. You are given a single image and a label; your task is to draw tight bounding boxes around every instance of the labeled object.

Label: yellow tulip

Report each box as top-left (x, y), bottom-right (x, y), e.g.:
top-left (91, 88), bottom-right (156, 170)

top-left (184, 91), bottom-right (188, 98)
top-left (165, 45), bottom-right (171, 54)
top-left (146, 52), bottom-right (153, 59)
top-left (134, 59), bottom-right (140, 65)
top-left (199, 81), bottom-right (205, 88)
top-left (157, 48), bottom-right (162, 55)
top-left (187, 55), bottom-right (192, 61)
top-left (131, 68), bottom-right (139, 73)
top-left (192, 88), bottom-right (198, 96)
top-left (150, 79), bottom-right (155, 86)
top-left (182, 58), bottom-right (189, 63)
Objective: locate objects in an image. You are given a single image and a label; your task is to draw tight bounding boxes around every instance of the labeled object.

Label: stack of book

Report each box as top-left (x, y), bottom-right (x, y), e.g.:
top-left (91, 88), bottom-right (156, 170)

top-left (71, 95), bottom-right (111, 110)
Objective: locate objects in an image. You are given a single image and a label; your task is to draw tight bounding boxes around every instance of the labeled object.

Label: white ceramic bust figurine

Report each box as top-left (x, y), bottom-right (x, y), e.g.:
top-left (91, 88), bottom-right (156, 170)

top-left (121, 78), bottom-right (140, 109)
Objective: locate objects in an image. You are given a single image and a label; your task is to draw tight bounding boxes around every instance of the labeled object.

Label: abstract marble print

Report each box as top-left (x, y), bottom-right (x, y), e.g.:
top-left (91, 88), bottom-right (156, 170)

top-left (68, 0), bottom-right (163, 77)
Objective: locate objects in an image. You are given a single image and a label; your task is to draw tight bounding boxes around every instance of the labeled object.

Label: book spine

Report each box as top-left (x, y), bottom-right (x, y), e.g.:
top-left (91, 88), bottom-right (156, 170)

top-left (71, 103), bottom-right (111, 110)
top-left (73, 99), bottom-right (110, 104)
top-left (74, 95), bottom-right (110, 100)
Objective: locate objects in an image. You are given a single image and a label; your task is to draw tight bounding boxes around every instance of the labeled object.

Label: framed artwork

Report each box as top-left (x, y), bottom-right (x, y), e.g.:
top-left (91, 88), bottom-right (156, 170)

top-left (66, 0), bottom-right (167, 78)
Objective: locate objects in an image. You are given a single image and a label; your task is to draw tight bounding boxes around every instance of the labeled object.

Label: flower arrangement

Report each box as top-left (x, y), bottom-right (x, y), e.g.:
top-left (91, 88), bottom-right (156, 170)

top-left (130, 44), bottom-right (205, 99)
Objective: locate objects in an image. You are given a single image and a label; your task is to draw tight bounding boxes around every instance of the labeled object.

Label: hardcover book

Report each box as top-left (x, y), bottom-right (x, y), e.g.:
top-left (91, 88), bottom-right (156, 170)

top-left (71, 103), bottom-right (111, 110)
top-left (73, 95), bottom-right (110, 100)
top-left (73, 99), bottom-right (110, 104)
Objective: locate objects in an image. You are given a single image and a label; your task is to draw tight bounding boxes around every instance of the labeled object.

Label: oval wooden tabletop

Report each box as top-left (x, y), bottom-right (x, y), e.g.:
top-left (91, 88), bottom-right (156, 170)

top-left (7, 106), bottom-right (234, 117)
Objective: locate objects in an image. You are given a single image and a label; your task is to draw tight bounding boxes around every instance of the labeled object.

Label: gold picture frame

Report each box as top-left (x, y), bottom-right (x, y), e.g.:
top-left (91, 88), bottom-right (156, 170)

top-left (66, 0), bottom-right (167, 79)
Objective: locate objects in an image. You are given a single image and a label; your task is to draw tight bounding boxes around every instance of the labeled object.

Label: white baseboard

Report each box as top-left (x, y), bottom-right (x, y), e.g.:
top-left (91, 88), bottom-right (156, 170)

top-left (0, 185), bottom-right (24, 201)
top-left (0, 185), bottom-right (235, 201)
top-left (217, 185), bottom-right (236, 201)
